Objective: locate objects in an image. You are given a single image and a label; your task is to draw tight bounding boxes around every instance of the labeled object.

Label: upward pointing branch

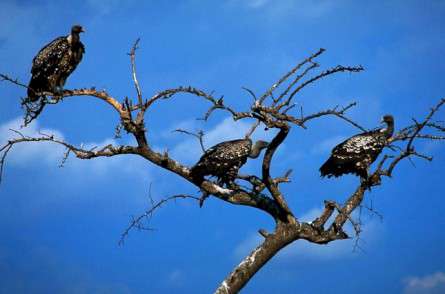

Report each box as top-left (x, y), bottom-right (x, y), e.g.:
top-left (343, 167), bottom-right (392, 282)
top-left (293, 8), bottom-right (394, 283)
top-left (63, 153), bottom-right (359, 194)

top-left (129, 38), bottom-right (143, 108)
top-left (258, 48), bottom-right (326, 104)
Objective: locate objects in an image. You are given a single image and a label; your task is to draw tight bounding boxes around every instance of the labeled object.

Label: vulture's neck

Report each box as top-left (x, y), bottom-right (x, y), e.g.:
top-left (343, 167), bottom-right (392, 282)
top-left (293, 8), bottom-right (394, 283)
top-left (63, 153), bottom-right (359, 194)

top-left (249, 143), bottom-right (264, 158)
top-left (67, 33), bottom-right (80, 46)
top-left (382, 121), bottom-right (394, 138)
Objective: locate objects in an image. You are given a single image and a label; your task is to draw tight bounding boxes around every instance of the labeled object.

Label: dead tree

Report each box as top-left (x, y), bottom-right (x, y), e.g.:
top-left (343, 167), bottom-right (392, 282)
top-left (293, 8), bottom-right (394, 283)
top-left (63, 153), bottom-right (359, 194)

top-left (1, 44), bottom-right (444, 294)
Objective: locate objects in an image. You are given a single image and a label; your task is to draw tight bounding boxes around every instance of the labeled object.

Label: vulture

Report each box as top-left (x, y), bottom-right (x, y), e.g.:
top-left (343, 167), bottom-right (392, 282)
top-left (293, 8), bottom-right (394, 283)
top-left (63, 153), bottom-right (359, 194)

top-left (320, 115), bottom-right (394, 179)
top-left (191, 139), bottom-right (269, 186)
top-left (27, 25), bottom-right (85, 102)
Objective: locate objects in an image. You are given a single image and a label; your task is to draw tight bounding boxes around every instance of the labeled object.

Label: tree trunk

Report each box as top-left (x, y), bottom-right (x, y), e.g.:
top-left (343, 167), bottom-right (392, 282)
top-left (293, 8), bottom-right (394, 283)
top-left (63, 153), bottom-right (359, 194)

top-left (215, 223), bottom-right (298, 294)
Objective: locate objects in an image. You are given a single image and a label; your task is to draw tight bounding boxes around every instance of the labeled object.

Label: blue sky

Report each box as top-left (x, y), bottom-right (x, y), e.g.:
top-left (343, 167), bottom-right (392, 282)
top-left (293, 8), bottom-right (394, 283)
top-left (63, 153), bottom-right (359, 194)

top-left (1, 0), bottom-right (445, 293)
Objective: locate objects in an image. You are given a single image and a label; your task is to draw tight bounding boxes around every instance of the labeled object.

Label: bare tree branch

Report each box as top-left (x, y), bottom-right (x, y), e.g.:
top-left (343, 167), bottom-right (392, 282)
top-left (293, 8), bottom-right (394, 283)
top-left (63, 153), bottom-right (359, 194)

top-left (374, 98), bottom-right (445, 179)
top-left (272, 62), bottom-right (319, 105)
top-left (277, 65), bottom-right (364, 109)
top-left (311, 200), bottom-right (336, 230)
top-left (119, 193), bottom-right (200, 245)
top-left (1, 42), bottom-right (444, 294)
top-left (0, 129), bottom-right (138, 183)
top-left (261, 127), bottom-right (294, 222)
top-left (258, 48), bottom-right (325, 104)
top-left (128, 38), bottom-right (143, 108)
top-left (0, 73), bottom-right (29, 89)
top-left (174, 128), bottom-right (206, 152)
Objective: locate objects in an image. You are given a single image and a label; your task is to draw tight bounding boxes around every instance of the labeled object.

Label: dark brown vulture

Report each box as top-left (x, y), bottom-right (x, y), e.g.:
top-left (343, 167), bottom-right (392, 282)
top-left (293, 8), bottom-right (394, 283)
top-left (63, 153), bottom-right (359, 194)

top-left (320, 115), bottom-right (394, 178)
top-left (191, 138), bottom-right (269, 186)
top-left (27, 25), bottom-right (85, 102)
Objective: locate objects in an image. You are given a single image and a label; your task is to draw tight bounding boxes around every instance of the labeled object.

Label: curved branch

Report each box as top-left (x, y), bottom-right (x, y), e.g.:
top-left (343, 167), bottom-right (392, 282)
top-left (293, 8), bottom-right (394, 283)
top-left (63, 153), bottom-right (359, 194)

top-left (61, 88), bottom-right (124, 114)
top-left (261, 127), bottom-right (293, 221)
top-left (1, 74), bottom-right (125, 115)
top-left (300, 102), bottom-right (366, 131)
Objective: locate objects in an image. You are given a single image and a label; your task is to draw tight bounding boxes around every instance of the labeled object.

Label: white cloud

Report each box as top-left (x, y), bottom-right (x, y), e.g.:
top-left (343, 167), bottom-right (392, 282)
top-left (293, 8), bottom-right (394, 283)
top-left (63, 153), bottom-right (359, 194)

top-left (67, 137), bottom-right (150, 179)
top-left (225, 0), bottom-right (336, 19)
top-left (167, 269), bottom-right (185, 286)
top-left (205, 118), bottom-right (251, 145)
top-left (0, 117), bottom-right (150, 179)
top-left (169, 117), bottom-right (272, 164)
top-left (310, 135), bottom-right (345, 155)
top-left (299, 207), bottom-right (324, 223)
top-left (247, 0), bottom-right (270, 9)
top-left (0, 117), bottom-right (65, 167)
top-left (86, 0), bottom-right (133, 15)
top-left (279, 233), bottom-right (352, 260)
top-left (404, 272), bottom-right (445, 294)
top-left (287, 209), bottom-right (382, 260)
top-left (233, 233), bottom-right (263, 259)
top-left (226, 0), bottom-right (268, 9)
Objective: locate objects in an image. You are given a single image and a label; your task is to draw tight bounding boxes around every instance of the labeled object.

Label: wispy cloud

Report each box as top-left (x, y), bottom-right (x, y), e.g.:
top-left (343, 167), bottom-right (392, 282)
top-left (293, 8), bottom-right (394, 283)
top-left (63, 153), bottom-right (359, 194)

top-left (168, 117), bottom-right (272, 164)
top-left (225, 0), bottom-right (336, 19)
top-left (233, 232), bottom-right (262, 259)
top-left (86, 0), bottom-right (135, 15)
top-left (0, 117), bottom-right (65, 166)
top-left (166, 269), bottom-right (185, 287)
top-left (403, 272), bottom-right (445, 294)
top-left (0, 117), bottom-right (150, 179)
top-left (310, 135), bottom-right (346, 155)
top-left (246, 0), bottom-right (270, 9)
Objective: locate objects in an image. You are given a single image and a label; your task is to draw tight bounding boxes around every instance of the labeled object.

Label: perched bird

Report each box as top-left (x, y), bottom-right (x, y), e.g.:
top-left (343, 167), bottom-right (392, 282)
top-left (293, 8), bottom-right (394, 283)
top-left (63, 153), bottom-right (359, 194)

top-left (27, 25), bottom-right (85, 102)
top-left (320, 115), bottom-right (394, 179)
top-left (191, 139), bottom-right (269, 186)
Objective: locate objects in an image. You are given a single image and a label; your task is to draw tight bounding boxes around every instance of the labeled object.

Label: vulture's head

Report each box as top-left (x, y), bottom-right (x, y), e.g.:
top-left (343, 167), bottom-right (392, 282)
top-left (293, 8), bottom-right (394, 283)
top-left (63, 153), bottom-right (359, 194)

top-left (71, 25), bottom-right (85, 35)
top-left (381, 114), bottom-right (394, 125)
top-left (249, 140), bottom-right (269, 158)
top-left (381, 114), bottom-right (394, 137)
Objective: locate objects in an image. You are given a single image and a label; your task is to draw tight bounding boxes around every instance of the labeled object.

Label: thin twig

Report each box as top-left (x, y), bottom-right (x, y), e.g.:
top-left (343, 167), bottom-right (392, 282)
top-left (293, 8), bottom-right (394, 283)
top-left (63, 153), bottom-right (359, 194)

top-left (174, 129), bottom-right (206, 152)
top-left (258, 48), bottom-right (325, 104)
top-left (278, 65), bottom-right (364, 109)
top-left (119, 194), bottom-right (200, 245)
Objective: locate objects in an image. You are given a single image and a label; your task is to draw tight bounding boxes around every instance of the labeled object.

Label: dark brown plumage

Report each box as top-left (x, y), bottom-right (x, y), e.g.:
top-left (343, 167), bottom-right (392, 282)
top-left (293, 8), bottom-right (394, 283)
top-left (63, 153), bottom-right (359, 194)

top-left (27, 25), bottom-right (85, 102)
top-left (320, 115), bottom-right (394, 178)
top-left (191, 138), bottom-right (268, 186)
